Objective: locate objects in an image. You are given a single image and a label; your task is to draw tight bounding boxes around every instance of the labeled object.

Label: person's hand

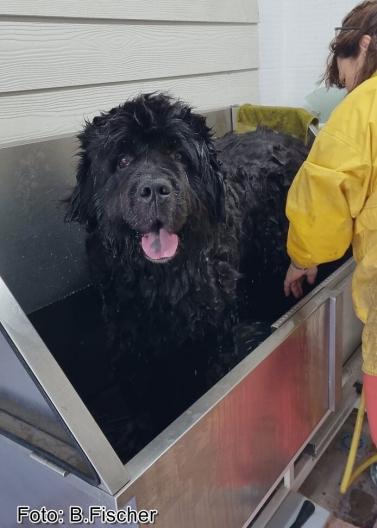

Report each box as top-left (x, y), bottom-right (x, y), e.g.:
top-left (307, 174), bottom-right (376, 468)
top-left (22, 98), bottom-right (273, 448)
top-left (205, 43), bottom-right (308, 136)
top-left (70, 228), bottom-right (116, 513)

top-left (284, 263), bottom-right (318, 299)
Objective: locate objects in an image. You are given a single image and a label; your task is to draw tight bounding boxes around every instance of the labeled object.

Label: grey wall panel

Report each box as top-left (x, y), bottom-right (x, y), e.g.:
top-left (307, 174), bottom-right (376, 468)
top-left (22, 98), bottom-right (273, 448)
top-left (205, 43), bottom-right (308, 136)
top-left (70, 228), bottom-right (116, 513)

top-left (0, 137), bottom-right (88, 313)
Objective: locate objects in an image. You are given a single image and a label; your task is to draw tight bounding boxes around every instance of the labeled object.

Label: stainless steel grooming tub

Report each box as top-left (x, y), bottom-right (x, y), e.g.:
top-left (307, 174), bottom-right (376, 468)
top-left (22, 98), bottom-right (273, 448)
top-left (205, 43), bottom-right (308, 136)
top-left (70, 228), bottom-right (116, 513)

top-left (0, 116), bottom-right (363, 528)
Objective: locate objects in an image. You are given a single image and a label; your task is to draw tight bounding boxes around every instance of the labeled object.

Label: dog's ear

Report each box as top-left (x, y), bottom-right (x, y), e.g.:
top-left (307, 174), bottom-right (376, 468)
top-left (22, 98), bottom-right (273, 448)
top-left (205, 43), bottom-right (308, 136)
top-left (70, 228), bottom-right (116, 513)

top-left (65, 118), bottom-right (104, 225)
top-left (200, 149), bottom-right (226, 224)
top-left (188, 112), bottom-right (226, 223)
top-left (65, 152), bottom-right (93, 224)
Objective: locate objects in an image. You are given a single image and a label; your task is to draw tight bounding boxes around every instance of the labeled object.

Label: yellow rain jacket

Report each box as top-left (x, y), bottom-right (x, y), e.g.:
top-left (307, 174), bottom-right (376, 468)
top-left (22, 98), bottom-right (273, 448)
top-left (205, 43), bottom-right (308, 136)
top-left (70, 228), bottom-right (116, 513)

top-left (286, 73), bottom-right (377, 375)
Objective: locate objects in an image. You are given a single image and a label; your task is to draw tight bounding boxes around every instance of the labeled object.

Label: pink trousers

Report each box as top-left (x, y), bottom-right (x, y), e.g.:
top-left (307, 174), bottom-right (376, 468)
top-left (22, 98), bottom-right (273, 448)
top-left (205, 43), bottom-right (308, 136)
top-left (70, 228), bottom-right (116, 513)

top-left (364, 373), bottom-right (377, 446)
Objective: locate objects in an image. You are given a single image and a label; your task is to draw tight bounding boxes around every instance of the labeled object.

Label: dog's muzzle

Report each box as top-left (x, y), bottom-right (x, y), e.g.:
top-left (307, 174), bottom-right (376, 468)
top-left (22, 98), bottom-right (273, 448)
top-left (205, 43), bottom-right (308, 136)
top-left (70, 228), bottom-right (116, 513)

top-left (135, 176), bottom-right (180, 262)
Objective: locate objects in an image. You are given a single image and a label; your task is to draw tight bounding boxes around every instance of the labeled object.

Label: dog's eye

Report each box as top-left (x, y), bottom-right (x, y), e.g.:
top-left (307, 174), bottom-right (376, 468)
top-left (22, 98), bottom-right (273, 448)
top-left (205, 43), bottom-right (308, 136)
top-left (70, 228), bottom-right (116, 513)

top-left (173, 152), bottom-right (183, 162)
top-left (118, 156), bottom-right (131, 169)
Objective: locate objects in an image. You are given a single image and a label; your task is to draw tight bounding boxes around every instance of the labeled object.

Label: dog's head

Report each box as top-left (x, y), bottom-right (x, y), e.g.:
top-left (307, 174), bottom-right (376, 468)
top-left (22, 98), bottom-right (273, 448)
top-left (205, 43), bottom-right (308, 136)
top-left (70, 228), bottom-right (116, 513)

top-left (67, 93), bottom-right (225, 263)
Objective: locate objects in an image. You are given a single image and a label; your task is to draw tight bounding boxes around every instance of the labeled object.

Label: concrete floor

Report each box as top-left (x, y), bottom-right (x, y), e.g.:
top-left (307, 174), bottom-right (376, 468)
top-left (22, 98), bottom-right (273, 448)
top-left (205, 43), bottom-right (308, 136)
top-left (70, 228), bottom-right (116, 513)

top-left (301, 410), bottom-right (377, 528)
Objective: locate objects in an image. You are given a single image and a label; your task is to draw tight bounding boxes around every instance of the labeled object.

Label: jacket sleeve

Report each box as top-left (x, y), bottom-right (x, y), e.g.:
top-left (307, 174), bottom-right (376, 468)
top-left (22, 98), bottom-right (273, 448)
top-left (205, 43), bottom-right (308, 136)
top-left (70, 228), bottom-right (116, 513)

top-left (286, 127), bottom-right (371, 268)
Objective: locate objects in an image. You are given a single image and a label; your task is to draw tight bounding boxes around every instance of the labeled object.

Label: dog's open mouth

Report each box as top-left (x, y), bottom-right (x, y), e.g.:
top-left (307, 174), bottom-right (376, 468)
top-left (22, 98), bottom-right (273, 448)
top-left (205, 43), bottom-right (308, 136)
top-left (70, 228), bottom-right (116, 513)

top-left (141, 228), bottom-right (179, 263)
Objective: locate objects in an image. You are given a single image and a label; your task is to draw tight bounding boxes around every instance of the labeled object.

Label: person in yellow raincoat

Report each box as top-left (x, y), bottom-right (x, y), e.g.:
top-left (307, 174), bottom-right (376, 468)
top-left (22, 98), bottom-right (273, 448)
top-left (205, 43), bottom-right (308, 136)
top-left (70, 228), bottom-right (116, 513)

top-left (284, 0), bottom-right (377, 446)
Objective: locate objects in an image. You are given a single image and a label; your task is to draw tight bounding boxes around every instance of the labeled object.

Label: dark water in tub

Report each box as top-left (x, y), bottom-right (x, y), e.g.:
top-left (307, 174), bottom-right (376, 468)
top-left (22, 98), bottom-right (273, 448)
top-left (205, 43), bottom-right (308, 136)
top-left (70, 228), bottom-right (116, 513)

top-left (28, 258), bottom-right (345, 463)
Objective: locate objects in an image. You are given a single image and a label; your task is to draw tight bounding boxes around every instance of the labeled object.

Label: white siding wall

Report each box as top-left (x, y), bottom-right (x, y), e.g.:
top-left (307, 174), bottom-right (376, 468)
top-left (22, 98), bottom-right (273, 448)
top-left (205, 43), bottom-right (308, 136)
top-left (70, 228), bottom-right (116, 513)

top-left (259, 0), bottom-right (359, 107)
top-left (0, 0), bottom-right (259, 147)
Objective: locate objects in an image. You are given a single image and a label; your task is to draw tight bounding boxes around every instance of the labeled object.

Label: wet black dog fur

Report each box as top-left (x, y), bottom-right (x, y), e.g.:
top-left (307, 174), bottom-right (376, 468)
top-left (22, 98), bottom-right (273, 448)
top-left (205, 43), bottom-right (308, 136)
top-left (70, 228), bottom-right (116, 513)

top-left (66, 93), bottom-right (308, 455)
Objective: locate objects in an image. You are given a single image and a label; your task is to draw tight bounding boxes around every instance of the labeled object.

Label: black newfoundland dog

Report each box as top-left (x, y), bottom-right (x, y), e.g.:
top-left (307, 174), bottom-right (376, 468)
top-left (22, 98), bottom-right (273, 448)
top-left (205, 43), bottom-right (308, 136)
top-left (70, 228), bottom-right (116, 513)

top-left (66, 93), bottom-right (308, 455)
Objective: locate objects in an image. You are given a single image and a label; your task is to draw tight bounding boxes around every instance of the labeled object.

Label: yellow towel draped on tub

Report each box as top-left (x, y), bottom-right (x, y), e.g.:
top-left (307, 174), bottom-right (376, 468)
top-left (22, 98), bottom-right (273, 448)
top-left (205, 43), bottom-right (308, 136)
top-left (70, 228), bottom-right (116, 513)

top-left (236, 104), bottom-right (318, 145)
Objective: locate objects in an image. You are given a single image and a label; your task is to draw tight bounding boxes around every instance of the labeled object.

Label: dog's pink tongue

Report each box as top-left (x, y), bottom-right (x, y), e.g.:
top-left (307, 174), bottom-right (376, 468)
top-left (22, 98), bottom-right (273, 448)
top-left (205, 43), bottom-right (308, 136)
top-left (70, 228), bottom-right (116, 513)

top-left (141, 229), bottom-right (179, 260)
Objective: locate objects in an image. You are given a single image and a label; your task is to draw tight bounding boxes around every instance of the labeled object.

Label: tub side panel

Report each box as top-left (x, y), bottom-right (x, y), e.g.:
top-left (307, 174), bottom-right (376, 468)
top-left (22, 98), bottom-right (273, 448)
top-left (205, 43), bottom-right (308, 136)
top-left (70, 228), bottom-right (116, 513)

top-left (118, 303), bottom-right (329, 527)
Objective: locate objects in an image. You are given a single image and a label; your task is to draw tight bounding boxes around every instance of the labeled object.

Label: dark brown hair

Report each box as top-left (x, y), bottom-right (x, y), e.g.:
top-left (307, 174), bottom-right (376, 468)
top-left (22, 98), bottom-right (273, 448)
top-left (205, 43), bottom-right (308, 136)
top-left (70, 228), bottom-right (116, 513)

top-left (323, 0), bottom-right (377, 89)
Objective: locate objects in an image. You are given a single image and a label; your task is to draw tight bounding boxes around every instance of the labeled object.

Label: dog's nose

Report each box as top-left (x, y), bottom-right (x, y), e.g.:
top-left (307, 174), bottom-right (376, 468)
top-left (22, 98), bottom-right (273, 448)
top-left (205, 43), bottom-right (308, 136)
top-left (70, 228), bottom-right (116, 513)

top-left (139, 178), bottom-right (172, 202)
